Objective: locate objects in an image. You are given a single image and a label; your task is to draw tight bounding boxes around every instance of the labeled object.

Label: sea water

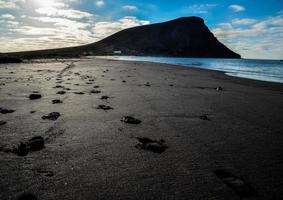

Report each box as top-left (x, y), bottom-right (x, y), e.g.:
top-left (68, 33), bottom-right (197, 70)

top-left (97, 56), bottom-right (283, 84)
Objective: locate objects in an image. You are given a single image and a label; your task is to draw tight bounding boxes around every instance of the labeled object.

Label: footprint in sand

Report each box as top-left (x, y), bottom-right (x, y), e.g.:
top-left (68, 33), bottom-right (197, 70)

top-left (37, 169), bottom-right (54, 177)
top-left (96, 105), bottom-right (113, 111)
top-left (13, 136), bottom-right (45, 156)
top-left (16, 193), bottom-right (38, 200)
top-left (214, 169), bottom-right (257, 197)
top-left (135, 137), bottom-right (168, 153)
top-left (0, 121), bottom-right (7, 126)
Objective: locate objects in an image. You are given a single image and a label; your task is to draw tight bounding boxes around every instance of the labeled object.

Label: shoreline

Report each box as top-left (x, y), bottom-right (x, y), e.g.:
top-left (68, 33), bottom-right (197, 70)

top-left (1, 58), bottom-right (283, 199)
top-left (99, 58), bottom-right (283, 90)
top-left (95, 56), bottom-right (283, 85)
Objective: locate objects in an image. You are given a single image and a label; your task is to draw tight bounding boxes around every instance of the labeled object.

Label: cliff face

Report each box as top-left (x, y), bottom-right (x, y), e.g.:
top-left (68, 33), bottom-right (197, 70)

top-left (86, 17), bottom-right (241, 58)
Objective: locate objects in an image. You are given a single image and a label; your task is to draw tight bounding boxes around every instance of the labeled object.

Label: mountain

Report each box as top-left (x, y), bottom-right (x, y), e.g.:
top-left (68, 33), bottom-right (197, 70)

top-left (2, 17), bottom-right (241, 59)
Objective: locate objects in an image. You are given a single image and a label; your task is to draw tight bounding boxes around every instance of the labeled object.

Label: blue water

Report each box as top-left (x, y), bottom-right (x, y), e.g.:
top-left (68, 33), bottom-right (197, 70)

top-left (97, 56), bottom-right (283, 84)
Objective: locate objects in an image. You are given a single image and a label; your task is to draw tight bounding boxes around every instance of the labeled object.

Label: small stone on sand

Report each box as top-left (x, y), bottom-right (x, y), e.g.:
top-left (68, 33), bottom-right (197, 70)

top-left (96, 105), bottom-right (113, 110)
top-left (52, 99), bottom-right (62, 104)
top-left (74, 92), bottom-right (85, 95)
top-left (90, 89), bottom-right (101, 94)
top-left (121, 116), bottom-right (141, 124)
top-left (100, 95), bottom-right (109, 100)
top-left (57, 91), bottom-right (66, 95)
top-left (42, 112), bottom-right (61, 120)
top-left (29, 93), bottom-right (42, 100)
top-left (0, 108), bottom-right (15, 114)
top-left (53, 85), bottom-right (63, 88)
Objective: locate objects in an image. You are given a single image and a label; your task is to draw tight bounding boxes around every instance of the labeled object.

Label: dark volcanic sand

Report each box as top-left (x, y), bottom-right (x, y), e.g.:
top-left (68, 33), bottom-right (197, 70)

top-left (0, 58), bottom-right (283, 200)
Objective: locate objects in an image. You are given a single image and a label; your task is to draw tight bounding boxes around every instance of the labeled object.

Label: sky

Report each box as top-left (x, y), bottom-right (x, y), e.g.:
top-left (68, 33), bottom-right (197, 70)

top-left (0, 0), bottom-right (282, 59)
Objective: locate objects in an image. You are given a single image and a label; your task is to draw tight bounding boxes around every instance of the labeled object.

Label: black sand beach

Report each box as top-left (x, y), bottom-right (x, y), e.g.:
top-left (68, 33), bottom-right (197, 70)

top-left (1, 58), bottom-right (283, 200)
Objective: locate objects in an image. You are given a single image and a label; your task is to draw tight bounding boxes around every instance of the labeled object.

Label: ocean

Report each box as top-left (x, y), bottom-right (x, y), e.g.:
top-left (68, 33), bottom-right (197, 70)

top-left (96, 56), bottom-right (283, 84)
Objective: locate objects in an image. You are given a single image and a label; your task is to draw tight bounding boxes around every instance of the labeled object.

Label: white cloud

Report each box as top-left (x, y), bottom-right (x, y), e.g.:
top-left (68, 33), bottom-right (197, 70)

top-left (36, 7), bottom-right (93, 19)
top-left (184, 4), bottom-right (218, 14)
top-left (0, 0), bottom-right (23, 9)
top-left (92, 16), bottom-right (150, 40)
top-left (229, 4), bottom-right (245, 12)
top-left (213, 16), bottom-right (283, 38)
top-left (231, 18), bottom-right (257, 25)
top-left (0, 14), bottom-right (15, 20)
top-left (0, 4), bottom-right (150, 53)
top-left (212, 15), bottom-right (283, 59)
top-left (30, 16), bottom-right (91, 29)
top-left (123, 5), bottom-right (138, 11)
top-left (0, 19), bottom-right (19, 27)
top-left (95, 0), bottom-right (104, 8)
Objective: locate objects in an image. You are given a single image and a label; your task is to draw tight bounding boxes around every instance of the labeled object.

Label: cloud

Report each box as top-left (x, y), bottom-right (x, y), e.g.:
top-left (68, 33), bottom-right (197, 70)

top-left (123, 5), bottom-right (138, 11)
top-left (0, 0), bottom-right (153, 53)
top-left (0, 6), bottom-right (149, 53)
top-left (0, 0), bottom-right (23, 9)
top-left (0, 14), bottom-right (16, 20)
top-left (213, 16), bottom-right (283, 38)
top-left (30, 16), bottom-right (91, 29)
top-left (212, 15), bottom-right (283, 59)
top-left (95, 0), bottom-right (104, 8)
top-left (231, 18), bottom-right (257, 25)
top-left (36, 7), bottom-right (93, 19)
top-left (184, 4), bottom-right (218, 14)
top-left (229, 4), bottom-right (245, 12)
top-left (92, 16), bottom-right (150, 40)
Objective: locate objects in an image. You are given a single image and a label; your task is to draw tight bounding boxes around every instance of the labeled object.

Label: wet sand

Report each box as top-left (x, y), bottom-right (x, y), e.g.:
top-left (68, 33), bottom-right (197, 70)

top-left (0, 58), bottom-right (283, 200)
